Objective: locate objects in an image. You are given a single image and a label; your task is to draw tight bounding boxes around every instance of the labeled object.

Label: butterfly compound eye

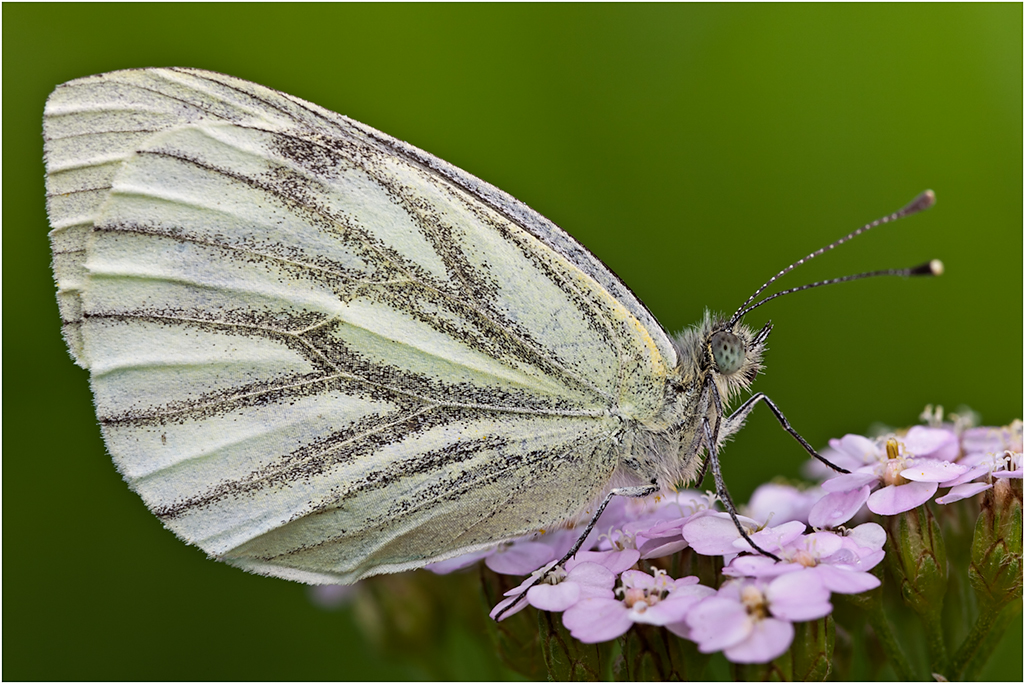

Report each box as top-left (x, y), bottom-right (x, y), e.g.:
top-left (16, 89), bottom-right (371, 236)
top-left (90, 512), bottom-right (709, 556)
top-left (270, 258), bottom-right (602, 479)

top-left (710, 331), bottom-right (745, 375)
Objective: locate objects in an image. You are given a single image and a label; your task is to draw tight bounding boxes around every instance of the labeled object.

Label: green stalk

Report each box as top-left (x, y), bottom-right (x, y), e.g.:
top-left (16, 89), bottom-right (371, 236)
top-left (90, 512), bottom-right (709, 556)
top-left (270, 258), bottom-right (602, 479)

top-left (920, 608), bottom-right (949, 678)
top-left (949, 601), bottom-right (1017, 680)
top-left (865, 600), bottom-right (917, 681)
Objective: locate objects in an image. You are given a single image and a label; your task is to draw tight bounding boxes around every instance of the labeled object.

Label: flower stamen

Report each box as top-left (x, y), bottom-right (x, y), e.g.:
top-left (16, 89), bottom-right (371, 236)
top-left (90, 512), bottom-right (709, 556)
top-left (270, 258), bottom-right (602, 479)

top-left (740, 584), bottom-right (769, 620)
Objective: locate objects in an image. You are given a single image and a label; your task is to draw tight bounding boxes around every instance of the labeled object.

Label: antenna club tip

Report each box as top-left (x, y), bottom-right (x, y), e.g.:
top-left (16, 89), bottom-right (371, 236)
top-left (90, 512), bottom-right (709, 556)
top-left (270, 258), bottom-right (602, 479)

top-left (909, 259), bottom-right (944, 277)
top-left (902, 190), bottom-right (936, 216)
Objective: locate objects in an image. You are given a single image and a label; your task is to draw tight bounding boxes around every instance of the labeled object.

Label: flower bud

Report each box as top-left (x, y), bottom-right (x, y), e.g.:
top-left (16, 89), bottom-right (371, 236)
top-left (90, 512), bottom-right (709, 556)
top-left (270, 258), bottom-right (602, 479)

top-left (969, 477), bottom-right (1023, 611)
top-left (885, 504), bottom-right (948, 620)
top-left (538, 609), bottom-right (613, 680)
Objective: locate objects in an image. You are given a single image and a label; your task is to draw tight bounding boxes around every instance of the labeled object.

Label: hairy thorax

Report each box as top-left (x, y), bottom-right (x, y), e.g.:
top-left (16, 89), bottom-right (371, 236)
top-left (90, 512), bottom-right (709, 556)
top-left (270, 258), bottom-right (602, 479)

top-left (610, 312), bottom-right (766, 493)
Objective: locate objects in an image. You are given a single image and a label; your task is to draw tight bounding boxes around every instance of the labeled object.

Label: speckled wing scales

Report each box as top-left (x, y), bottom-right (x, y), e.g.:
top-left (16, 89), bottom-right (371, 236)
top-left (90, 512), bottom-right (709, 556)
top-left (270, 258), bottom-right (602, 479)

top-left (43, 68), bottom-right (678, 583)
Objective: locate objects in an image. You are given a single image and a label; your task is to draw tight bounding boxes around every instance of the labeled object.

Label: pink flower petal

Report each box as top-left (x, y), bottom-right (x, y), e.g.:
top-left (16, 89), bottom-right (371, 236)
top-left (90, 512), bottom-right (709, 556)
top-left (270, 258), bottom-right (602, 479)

top-left (826, 535), bottom-right (884, 573)
top-left (943, 463), bottom-right (990, 487)
top-left (900, 458), bottom-right (968, 483)
top-left (620, 569), bottom-right (657, 590)
top-left (766, 572), bottom-right (832, 621)
top-left (671, 575), bottom-right (702, 589)
top-left (795, 522), bottom-right (884, 573)
top-left (687, 596), bottom-right (752, 652)
top-left (809, 564), bottom-right (880, 594)
top-left (490, 594), bottom-right (526, 621)
top-left (723, 617), bottom-right (795, 664)
top-left (853, 549), bottom-right (885, 571)
top-left (638, 537), bottom-right (689, 559)
top-left (808, 485), bottom-right (870, 528)
top-left (567, 561), bottom-right (617, 588)
top-left (566, 549), bottom-right (640, 574)
top-left (630, 591), bottom-right (699, 626)
top-left (804, 448), bottom-right (846, 480)
top-left (664, 585), bottom-right (718, 639)
top-left (867, 481), bottom-right (938, 515)
top-left (643, 516), bottom-right (689, 537)
top-left (528, 581), bottom-right (582, 612)
top-left (426, 549), bottom-right (491, 574)
top-left (957, 452), bottom-right (991, 469)
top-left (682, 513), bottom-right (757, 555)
top-left (623, 509), bottom-right (679, 536)
top-left (528, 562), bottom-right (617, 611)
top-left (746, 483), bottom-right (821, 525)
top-left (798, 531), bottom-right (844, 557)
top-left (903, 426), bottom-right (960, 461)
top-left (563, 598), bottom-right (633, 643)
top-left (830, 434), bottom-right (881, 466)
top-left (538, 527), bottom-right (600, 560)
top-left (733, 520), bottom-right (806, 553)
top-left (501, 562), bottom-right (557, 596)
top-left (821, 471), bottom-right (879, 493)
top-left (486, 541), bottom-right (554, 575)
top-left (936, 481), bottom-right (993, 504)
top-left (962, 425), bottom-right (1023, 455)
top-left (724, 555), bottom-right (802, 579)
top-left (847, 522), bottom-right (886, 551)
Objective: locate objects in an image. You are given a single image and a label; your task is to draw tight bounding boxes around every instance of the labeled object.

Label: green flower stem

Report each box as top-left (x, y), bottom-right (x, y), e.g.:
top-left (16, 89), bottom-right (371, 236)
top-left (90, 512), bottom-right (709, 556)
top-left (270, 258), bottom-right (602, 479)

top-left (949, 600), bottom-right (1019, 681)
top-left (885, 505), bottom-right (951, 676)
top-left (863, 597), bottom-right (916, 681)
top-left (920, 609), bottom-right (949, 678)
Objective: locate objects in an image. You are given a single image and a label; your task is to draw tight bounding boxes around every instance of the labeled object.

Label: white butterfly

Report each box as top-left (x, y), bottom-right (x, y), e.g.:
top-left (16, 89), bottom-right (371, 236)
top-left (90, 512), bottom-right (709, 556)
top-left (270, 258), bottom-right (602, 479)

top-left (43, 68), bottom-right (936, 585)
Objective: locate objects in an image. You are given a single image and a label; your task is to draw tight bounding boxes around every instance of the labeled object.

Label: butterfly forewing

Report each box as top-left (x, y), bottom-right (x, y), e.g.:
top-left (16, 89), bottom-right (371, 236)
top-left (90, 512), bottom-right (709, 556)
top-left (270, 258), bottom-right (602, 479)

top-left (44, 68), bottom-right (678, 582)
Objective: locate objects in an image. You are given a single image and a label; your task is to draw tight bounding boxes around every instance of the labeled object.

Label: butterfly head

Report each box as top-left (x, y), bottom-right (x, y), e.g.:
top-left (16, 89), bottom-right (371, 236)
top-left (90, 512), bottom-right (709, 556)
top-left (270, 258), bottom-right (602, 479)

top-left (703, 318), bottom-right (771, 401)
top-left (671, 313), bottom-right (769, 406)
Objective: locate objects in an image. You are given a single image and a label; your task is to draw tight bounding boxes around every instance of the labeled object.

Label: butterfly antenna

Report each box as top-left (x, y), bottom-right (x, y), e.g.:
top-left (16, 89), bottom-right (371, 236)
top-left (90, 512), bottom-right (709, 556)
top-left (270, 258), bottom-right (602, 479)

top-left (727, 190), bottom-right (937, 328)
top-left (735, 259), bottom-right (943, 321)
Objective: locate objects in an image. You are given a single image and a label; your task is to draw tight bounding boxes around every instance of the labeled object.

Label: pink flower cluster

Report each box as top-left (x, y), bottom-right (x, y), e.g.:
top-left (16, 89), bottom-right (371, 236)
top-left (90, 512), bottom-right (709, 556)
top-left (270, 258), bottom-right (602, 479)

top-left (426, 418), bottom-right (1022, 664)
top-left (430, 489), bottom-right (883, 663)
top-left (808, 420), bottom-right (1023, 522)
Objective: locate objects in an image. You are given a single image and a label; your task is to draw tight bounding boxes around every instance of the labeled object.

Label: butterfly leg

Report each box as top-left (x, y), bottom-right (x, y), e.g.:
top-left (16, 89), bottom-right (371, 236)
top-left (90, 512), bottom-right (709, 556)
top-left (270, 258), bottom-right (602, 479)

top-left (700, 417), bottom-right (782, 561)
top-left (694, 455), bottom-right (711, 485)
top-left (723, 392), bottom-right (850, 473)
top-left (492, 481), bottom-right (657, 621)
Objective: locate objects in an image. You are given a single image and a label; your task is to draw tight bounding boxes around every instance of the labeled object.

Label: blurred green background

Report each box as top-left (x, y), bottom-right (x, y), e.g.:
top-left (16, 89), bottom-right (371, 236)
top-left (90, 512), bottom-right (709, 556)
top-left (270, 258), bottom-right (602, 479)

top-left (4, 4), bottom-right (1021, 680)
